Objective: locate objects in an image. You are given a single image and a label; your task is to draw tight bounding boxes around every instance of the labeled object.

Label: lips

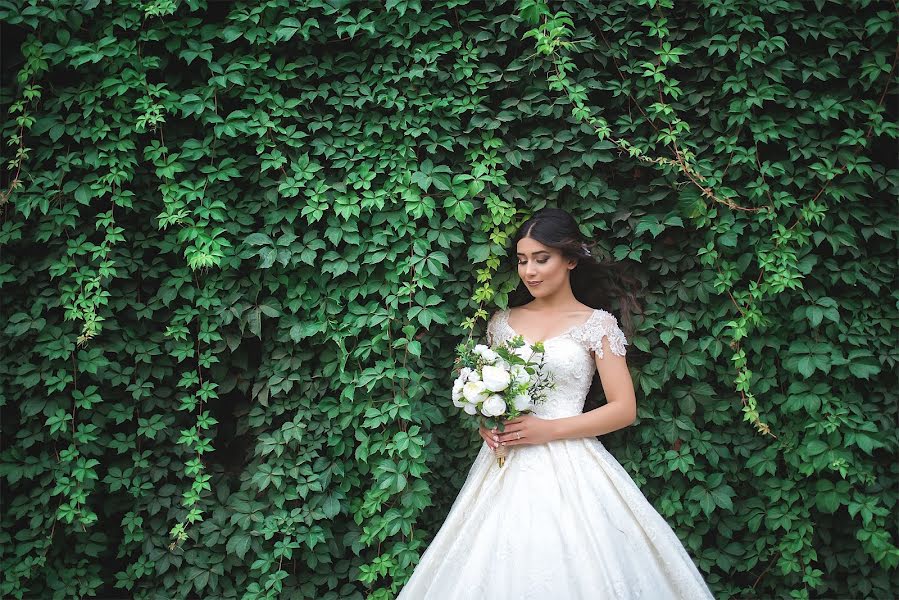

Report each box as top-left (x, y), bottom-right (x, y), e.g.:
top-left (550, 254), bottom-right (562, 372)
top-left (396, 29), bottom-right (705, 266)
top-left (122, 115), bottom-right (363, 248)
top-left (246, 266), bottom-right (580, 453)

top-left (527, 281), bottom-right (542, 286)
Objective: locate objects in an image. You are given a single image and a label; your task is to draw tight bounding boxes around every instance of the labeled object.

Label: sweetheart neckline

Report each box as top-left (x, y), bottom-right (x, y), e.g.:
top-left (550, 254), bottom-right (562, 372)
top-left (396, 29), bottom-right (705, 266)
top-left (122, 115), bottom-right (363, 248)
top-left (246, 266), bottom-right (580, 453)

top-left (500, 308), bottom-right (599, 346)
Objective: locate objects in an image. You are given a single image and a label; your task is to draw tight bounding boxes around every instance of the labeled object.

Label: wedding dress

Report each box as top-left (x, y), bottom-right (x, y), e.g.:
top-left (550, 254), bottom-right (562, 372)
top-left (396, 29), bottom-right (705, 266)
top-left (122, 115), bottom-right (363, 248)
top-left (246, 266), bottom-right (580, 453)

top-left (396, 308), bottom-right (715, 600)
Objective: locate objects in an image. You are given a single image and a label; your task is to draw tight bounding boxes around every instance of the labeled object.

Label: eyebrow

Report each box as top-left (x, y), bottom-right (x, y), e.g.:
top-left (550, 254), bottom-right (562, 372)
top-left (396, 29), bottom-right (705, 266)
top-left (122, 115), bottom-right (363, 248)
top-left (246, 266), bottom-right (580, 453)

top-left (516, 251), bottom-right (550, 257)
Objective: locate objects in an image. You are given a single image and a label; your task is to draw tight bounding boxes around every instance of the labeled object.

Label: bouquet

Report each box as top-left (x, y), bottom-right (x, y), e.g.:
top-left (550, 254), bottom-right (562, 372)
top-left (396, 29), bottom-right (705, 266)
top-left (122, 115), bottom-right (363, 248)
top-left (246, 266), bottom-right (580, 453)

top-left (452, 333), bottom-right (556, 467)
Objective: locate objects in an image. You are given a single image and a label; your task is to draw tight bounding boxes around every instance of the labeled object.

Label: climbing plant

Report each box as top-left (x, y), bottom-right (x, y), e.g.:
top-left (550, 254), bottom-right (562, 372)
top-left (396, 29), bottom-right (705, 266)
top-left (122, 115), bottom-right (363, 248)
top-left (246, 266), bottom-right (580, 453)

top-left (0, 0), bottom-right (896, 599)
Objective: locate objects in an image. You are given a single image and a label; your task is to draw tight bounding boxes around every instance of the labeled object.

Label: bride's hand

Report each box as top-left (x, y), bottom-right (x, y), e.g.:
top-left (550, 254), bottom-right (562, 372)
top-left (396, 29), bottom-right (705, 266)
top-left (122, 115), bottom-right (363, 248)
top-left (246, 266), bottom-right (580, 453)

top-left (478, 424), bottom-right (499, 449)
top-left (494, 414), bottom-right (556, 447)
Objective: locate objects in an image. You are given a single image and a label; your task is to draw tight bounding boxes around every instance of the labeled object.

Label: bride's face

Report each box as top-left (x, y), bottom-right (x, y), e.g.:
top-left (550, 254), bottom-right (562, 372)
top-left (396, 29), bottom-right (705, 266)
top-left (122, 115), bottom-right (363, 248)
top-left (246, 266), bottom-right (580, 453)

top-left (516, 237), bottom-right (575, 296)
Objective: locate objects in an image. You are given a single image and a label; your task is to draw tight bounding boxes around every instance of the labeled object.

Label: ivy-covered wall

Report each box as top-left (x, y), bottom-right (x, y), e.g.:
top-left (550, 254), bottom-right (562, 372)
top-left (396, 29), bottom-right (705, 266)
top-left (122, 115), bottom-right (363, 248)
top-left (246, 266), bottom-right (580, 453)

top-left (0, 0), bottom-right (896, 598)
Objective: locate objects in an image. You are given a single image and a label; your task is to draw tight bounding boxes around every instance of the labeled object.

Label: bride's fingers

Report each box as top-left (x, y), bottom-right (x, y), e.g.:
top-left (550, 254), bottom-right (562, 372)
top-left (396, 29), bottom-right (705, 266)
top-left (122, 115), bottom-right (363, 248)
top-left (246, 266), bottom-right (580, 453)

top-left (480, 429), bottom-right (500, 448)
top-left (497, 430), bottom-right (526, 443)
top-left (499, 423), bottom-right (524, 432)
top-left (482, 426), bottom-right (499, 438)
top-left (501, 435), bottom-right (527, 446)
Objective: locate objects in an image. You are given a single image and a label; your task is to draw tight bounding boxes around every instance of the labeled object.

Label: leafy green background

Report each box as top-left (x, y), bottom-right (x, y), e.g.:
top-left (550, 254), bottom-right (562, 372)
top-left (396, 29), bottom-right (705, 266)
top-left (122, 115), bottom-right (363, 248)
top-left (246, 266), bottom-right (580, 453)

top-left (0, 0), bottom-right (896, 598)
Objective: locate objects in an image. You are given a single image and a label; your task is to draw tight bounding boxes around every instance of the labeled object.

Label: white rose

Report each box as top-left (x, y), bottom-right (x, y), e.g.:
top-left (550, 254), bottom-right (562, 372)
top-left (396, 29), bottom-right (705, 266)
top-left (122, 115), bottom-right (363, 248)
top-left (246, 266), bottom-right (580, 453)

top-left (472, 344), bottom-right (490, 357)
top-left (510, 365), bottom-right (530, 385)
top-left (512, 393), bottom-right (533, 411)
top-left (512, 346), bottom-right (534, 360)
top-left (481, 394), bottom-right (507, 417)
top-left (462, 402), bottom-right (478, 415)
top-left (452, 380), bottom-right (465, 407)
top-left (481, 365), bottom-right (511, 392)
top-left (462, 380), bottom-right (489, 404)
top-left (481, 348), bottom-right (499, 363)
top-left (459, 367), bottom-right (474, 382)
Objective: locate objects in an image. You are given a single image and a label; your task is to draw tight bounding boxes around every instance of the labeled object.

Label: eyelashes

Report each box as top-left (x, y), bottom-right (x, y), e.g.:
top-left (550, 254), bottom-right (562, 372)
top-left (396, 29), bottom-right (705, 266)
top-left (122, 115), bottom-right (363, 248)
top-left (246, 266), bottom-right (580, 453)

top-left (517, 259), bottom-right (548, 265)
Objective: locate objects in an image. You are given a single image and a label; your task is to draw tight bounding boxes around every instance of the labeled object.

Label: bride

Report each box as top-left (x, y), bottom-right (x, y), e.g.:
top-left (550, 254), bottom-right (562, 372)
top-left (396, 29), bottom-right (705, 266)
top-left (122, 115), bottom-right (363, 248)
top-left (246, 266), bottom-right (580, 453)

top-left (395, 208), bottom-right (715, 599)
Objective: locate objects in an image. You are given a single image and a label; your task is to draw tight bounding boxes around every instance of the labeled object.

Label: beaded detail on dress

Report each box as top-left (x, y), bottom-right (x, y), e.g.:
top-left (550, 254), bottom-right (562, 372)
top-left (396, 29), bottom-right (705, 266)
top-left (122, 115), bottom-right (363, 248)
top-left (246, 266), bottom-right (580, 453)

top-left (487, 306), bottom-right (628, 358)
top-left (484, 308), bottom-right (629, 420)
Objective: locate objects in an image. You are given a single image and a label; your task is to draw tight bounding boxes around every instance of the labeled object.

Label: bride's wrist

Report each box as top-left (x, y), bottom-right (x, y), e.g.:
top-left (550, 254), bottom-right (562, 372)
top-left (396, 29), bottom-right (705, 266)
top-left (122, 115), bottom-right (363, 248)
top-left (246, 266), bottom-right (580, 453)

top-left (548, 418), bottom-right (568, 442)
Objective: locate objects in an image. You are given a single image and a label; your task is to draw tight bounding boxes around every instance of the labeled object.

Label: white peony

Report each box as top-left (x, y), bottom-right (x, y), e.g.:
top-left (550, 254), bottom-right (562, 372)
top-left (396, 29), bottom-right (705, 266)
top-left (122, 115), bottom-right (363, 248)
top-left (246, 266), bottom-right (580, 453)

top-left (481, 365), bottom-right (511, 392)
top-left (512, 392), bottom-right (533, 411)
top-left (452, 378), bottom-right (466, 407)
top-left (512, 345), bottom-right (535, 360)
top-left (480, 348), bottom-right (499, 363)
top-left (459, 367), bottom-right (474, 383)
top-left (462, 380), bottom-right (489, 404)
top-left (462, 402), bottom-right (478, 415)
top-left (480, 394), bottom-right (507, 417)
top-left (510, 364), bottom-right (530, 385)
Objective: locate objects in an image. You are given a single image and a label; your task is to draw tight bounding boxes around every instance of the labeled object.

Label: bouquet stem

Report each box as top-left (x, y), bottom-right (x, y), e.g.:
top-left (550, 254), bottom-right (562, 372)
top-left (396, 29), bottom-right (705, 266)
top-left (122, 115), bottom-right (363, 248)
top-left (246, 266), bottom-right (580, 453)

top-left (494, 444), bottom-right (508, 468)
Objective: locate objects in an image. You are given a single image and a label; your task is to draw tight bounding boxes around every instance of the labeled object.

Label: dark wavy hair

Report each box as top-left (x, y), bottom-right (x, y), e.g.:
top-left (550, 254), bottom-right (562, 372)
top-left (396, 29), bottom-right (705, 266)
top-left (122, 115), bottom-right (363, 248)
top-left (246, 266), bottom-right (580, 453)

top-left (505, 207), bottom-right (644, 413)
top-left (506, 207), bottom-right (643, 335)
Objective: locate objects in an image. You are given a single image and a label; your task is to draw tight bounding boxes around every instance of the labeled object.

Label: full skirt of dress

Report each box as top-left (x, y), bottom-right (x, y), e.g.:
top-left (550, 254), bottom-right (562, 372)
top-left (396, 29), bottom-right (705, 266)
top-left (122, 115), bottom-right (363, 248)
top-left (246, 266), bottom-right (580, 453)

top-left (396, 437), bottom-right (715, 600)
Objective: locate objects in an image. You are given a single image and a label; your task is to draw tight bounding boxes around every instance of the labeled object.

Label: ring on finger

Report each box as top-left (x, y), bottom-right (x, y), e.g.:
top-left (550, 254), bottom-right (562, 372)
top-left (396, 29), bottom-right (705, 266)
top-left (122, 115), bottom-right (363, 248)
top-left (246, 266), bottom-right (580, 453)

top-left (516, 432), bottom-right (521, 440)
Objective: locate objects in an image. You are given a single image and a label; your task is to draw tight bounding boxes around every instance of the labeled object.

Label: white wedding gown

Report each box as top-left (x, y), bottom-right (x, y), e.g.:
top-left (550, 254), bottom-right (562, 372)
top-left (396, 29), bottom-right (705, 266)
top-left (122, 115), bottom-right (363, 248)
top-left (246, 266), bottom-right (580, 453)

top-left (396, 308), bottom-right (715, 600)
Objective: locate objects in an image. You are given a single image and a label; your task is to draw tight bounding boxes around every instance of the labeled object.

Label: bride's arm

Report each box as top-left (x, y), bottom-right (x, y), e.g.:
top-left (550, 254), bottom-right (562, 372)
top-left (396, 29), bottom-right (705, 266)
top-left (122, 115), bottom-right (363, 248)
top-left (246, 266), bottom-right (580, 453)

top-left (493, 313), bottom-right (637, 447)
top-left (549, 337), bottom-right (637, 441)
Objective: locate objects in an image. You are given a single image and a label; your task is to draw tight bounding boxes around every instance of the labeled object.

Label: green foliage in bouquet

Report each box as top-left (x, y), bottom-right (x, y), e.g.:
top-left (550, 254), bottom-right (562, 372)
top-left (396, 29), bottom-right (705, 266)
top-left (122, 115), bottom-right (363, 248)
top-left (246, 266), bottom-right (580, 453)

top-left (453, 334), bottom-right (554, 431)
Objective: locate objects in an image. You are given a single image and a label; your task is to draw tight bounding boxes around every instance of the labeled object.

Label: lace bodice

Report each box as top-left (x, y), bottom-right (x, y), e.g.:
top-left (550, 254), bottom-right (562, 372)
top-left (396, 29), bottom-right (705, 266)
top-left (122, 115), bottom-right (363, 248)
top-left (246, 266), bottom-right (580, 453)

top-left (485, 307), bottom-right (628, 419)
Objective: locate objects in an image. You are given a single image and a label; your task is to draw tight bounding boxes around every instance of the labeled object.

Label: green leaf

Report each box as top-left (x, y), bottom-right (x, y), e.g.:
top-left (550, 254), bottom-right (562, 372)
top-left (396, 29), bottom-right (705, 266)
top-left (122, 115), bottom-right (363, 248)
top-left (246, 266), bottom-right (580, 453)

top-left (226, 532), bottom-right (252, 560)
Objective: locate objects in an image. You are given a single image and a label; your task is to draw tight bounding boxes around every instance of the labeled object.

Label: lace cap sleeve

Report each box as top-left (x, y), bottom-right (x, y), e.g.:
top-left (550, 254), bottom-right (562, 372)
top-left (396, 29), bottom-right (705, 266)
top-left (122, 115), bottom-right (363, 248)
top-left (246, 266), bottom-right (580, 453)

top-left (583, 309), bottom-right (628, 358)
